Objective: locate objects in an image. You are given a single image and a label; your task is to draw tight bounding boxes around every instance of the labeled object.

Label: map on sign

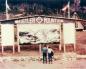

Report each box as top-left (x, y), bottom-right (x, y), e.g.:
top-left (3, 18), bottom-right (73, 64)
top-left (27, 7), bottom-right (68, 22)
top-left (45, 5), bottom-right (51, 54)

top-left (17, 24), bottom-right (60, 45)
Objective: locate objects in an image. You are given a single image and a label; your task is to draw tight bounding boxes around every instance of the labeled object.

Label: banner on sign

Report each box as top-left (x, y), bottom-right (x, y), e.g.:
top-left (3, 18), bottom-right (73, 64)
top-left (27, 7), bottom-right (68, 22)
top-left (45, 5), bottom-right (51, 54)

top-left (1, 24), bottom-right (14, 46)
top-left (63, 23), bottom-right (76, 44)
top-left (17, 24), bottom-right (60, 45)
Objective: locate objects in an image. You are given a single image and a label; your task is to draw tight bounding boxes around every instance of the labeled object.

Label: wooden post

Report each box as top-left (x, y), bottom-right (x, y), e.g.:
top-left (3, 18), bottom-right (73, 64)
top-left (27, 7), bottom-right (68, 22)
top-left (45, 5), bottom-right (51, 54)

top-left (39, 44), bottom-right (42, 57)
top-left (13, 45), bottom-right (15, 54)
top-left (59, 23), bottom-right (62, 51)
top-left (13, 25), bottom-right (15, 54)
top-left (59, 44), bottom-right (61, 51)
top-left (64, 44), bottom-right (66, 53)
top-left (16, 24), bottom-right (20, 53)
top-left (18, 45), bottom-right (20, 53)
top-left (74, 43), bottom-right (76, 52)
top-left (1, 46), bottom-right (4, 54)
top-left (74, 23), bottom-right (76, 52)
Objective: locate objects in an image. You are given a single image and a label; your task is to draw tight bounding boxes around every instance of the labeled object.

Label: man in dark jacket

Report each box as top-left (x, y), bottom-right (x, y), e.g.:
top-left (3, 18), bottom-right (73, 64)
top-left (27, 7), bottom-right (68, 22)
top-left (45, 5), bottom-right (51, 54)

top-left (42, 45), bottom-right (47, 64)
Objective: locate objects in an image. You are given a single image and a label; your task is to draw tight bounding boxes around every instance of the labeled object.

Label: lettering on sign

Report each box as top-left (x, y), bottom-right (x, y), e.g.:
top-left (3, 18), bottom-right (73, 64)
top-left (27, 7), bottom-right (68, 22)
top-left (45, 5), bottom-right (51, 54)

top-left (15, 17), bottom-right (63, 24)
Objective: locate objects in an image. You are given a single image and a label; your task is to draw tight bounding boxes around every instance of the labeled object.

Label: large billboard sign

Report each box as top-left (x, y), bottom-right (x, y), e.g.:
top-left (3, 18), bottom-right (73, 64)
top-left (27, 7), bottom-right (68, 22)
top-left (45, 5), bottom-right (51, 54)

top-left (1, 24), bottom-right (14, 46)
top-left (17, 24), bottom-right (60, 45)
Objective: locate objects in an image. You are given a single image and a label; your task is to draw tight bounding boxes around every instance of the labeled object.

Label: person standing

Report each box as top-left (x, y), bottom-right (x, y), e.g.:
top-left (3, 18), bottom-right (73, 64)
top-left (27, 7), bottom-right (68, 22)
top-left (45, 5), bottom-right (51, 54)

top-left (42, 45), bottom-right (47, 64)
top-left (48, 47), bottom-right (54, 64)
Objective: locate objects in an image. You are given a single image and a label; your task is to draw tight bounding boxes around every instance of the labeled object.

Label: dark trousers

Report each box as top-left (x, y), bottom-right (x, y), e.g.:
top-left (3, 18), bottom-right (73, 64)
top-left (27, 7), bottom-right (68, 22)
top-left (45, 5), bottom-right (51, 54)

top-left (48, 53), bottom-right (53, 63)
top-left (43, 53), bottom-right (47, 63)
